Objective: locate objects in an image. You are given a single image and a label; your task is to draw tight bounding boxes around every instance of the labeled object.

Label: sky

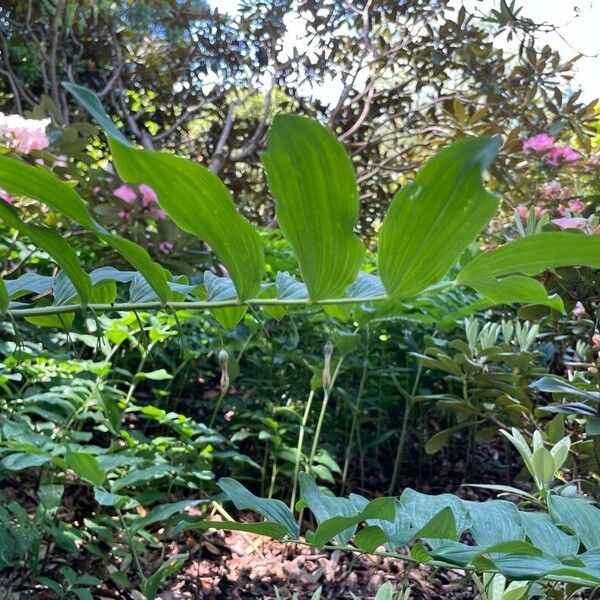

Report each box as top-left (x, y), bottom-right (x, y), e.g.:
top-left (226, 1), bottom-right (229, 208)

top-left (208, 0), bottom-right (599, 101)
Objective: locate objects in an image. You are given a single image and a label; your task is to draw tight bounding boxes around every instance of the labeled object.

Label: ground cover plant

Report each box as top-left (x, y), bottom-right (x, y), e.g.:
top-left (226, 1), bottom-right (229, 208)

top-left (1, 1), bottom-right (600, 598)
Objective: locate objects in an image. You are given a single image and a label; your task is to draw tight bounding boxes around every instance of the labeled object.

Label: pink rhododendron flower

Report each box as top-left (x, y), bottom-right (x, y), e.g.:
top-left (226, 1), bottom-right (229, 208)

top-left (517, 204), bottom-right (545, 219)
top-left (159, 241), bottom-right (173, 254)
top-left (592, 333), bottom-right (600, 346)
top-left (139, 183), bottom-right (158, 207)
top-left (568, 200), bottom-right (585, 214)
top-left (572, 301), bottom-right (586, 318)
top-left (113, 184), bottom-right (137, 204)
top-left (0, 189), bottom-right (13, 204)
top-left (544, 146), bottom-right (580, 166)
top-left (117, 209), bottom-right (133, 223)
top-left (540, 179), bottom-right (562, 199)
top-left (523, 133), bottom-right (555, 153)
top-left (552, 217), bottom-right (590, 233)
top-left (147, 206), bottom-right (166, 220)
top-left (0, 113), bottom-right (50, 154)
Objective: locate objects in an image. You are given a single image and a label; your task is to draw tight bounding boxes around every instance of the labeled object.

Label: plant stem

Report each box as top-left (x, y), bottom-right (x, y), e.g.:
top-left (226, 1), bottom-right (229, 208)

top-left (116, 507), bottom-right (146, 586)
top-left (388, 365), bottom-right (422, 495)
top-left (307, 358), bottom-right (344, 474)
top-left (290, 389), bottom-right (315, 510)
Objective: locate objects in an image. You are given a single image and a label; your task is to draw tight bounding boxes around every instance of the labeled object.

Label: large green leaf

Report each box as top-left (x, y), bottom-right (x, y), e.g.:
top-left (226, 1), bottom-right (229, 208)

top-left (107, 138), bottom-right (263, 301)
top-left (65, 451), bottom-right (106, 487)
top-left (308, 497), bottom-right (395, 548)
top-left (0, 201), bottom-right (92, 305)
top-left (218, 477), bottom-right (298, 538)
top-left (171, 519), bottom-right (288, 540)
top-left (548, 495), bottom-right (600, 551)
top-left (66, 81), bottom-right (263, 301)
top-left (263, 114), bottom-right (364, 300)
top-left (298, 472), bottom-right (359, 544)
top-left (465, 275), bottom-right (565, 312)
top-left (457, 233), bottom-right (600, 285)
top-left (378, 136), bottom-right (501, 299)
top-left (0, 157), bottom-right (171, 302)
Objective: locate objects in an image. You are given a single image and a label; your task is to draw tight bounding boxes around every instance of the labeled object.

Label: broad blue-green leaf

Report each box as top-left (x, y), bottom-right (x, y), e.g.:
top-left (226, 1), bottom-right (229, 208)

top-left (218, 477), bottom-right (298, 538)
top-left (350, 494), bottom-right (411, 550)
top-left (549, 495), bottom-right (600, 551)
top-left (298, 472), bottom-right (358, 544)
top-left (4, 273), bottom-right (54, 299)
top-left (457, 233), bottom-right (600, 284)
top-left (531, 377), bottom-right (600, 402)
top-left (0, 157), bottom-right (171, 302)
top-left (0, 201), bottom-right (92, 305)
top-left (65, 451), bottom-right (106, 486)
top-left (346, 272), bottom-right (385, 300)
top-left (276, 271), bottom-right (308, 299)
top-left (378, 136), bottom-right (501, 299)
top-left (521, 512), bottom-right (579, 557)
top-left (0, 452), bottom-right (51, 471)
top-left (263, 114), bottom-right (364, 300)
top-left (463, 499), bottom-right (525, 547)
top-left (203, 271), bottom-right (247, 329)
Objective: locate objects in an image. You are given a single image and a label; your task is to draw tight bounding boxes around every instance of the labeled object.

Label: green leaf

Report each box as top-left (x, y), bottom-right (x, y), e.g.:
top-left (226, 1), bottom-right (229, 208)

top-left (218, 477), bottom-right (298, 537)
top-left (0, 201), bottom-right (92, 305)
top-left (141, 553), bottom-right (188, 600)
top-left (0, 452), bottom-right (51, 471)
top-left (465, 275), bottom-right (565, 312)
top-left (413, 506), bottom-right (457, 541)
top-left (65, 451), bottom-right (106, 486)
top-left (463, 499), bottom-right (525, 547)
top-left (308, 497), bottom-right (395, 548)
top-left (457, 233), bottom-right (600, 285)
top-left (111, 464), bottom-right (175, 492)
top-left (203, 271), bottom-right (247, 329)
top-left (171, 519), bottom-right (288, 540)
top-left (425, 422), bottom-right (474, 454)
top-left (353, 525), bottom-right (389, 553)
top-left (298, 472), bottom-right (358, 544)
top-left (263, 114), bottom-right (364, 300)
top-left (4, 273), bottom-right (54, 299)
top-left (109, 139), bottom-right (263, 301)
top-left (548, 495), bottom-right (600, 551)
top-left (0, 157), bottom-right (171, 302)
top-left (521, 512), bottom-right (579, 557)
top-left (63, 82), bottom-right (132, 146)
top-left (378, 136), bottom-right (501, 299)
top-left (0, 278), bottom-right (8, 315)
top-left (531, 377), bottom-right (600, 402)
top-left (531, 447), bottom-right (555, 489)
top-left (131, 499), bottom-right (207, 533)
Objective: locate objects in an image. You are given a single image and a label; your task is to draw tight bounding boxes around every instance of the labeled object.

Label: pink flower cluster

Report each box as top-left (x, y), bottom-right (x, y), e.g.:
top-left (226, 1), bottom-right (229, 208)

top-left (522, 133), bottom-right (580, 167)
top-left (113, 183), bottom-right (166, 221)
top-left (0, 113), bottom-right (50, 154)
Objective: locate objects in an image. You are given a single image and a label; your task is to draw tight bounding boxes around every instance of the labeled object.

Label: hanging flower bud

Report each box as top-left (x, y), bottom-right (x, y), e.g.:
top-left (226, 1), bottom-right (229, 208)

top-left (218, 348), bottom-right (230, 393)
top-left (322, 341), bottom-right (333, 391)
